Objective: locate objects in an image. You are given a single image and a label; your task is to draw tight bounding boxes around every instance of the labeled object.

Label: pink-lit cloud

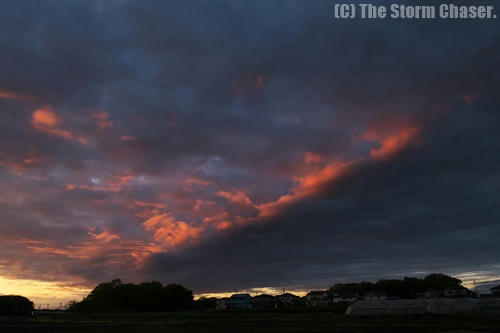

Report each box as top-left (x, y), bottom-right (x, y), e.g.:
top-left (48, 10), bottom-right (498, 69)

top-left (304, 152), bottom-right (323, 164)
top-left (217, 189), bottom-right (253, 206)
top-left (120, 135), bottom-right (137, 141)
top-left (256, 158), bottom-right (353, 218)
top-left (88, 228), bottom-right (120, 243)
top-left (31, 107), bottom-right (87, 144)
top-left (365, 125), bottom-right (422, 161)
top-left (142, 214), bottom-right (203, 248)
top-left (92, 111), bottom-right (114, 130)
top-left (64, 173), bottom-right (135, 193)
top-left (0, 89), bottom-right (31, 101)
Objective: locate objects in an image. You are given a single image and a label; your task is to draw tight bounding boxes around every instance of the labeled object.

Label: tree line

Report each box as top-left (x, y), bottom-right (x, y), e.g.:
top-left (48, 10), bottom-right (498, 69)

top-left (328, 273), bottom-right (463, 298)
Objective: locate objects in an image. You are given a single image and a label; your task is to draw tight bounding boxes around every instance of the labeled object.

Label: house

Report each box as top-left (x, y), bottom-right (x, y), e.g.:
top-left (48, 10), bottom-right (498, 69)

top-left (363, 291), bottom-right (387, 301)
top-left (252, 294), bottom-right (276, 309)
top-left (276, 293), bottom-right (302, 307)
top-left (444, 286), bottom-right (476, 298)
top-left (491, 285), bottom-right (500, 297)
top-left (306, 291), bottom-right (330, 307)
top-left (227, 293), bottom-right (252, 309)
top-left (333, 292), bottom-right (359, 303)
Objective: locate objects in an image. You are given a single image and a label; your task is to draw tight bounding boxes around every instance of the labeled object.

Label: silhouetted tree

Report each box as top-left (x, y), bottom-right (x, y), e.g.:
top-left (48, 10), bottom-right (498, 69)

top-left (328, 281), bottom-right (374, 296)
top-left (69, 280), bottom-right (193, 313)
top-left (0, 296), bottom-right (34, 316)
top-left (424, 273), bottom-right (462, 290)
top-left (163, 283), bottom-right (194, 311)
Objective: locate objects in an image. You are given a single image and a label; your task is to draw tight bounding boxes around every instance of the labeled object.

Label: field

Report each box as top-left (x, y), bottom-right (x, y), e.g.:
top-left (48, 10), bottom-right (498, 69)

top-left (1, 310), bottom-right (500, 333)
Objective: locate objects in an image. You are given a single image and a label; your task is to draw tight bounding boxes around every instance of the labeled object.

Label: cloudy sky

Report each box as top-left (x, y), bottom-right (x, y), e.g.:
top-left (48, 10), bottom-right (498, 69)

top-left (0, 0), bottom-right (499, 306)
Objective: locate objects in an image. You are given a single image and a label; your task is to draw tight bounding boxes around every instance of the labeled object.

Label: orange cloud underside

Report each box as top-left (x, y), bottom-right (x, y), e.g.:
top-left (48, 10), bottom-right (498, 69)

top-left (256, 123), bottom-right (423, 218)
top-left (142, 214), bottom-right (203, 247)
top-left (32, 108), bottom-right (59, 127)
top-left (31, 107), bottom-right (87, 144)
top-left (366, 125), bottom-right (421, 160)
top-left (217, 189), bottom-right (253, 206)
top-left (256, 159), bottom-right (352, 218)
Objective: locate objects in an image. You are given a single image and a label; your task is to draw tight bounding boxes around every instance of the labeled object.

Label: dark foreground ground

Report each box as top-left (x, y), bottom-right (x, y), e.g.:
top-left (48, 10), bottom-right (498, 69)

top-left (1, 310), bottom-right (500, 333)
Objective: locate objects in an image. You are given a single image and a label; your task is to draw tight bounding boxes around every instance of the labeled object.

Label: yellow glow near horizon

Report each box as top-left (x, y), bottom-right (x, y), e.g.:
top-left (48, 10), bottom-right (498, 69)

top-left (195, 287), bottom-right (308, 299)
top-left (455, 271), bottom-right (500, 292)
top-left (1, 271), bottom-right (498, 307)
top-left (0, 276), bottom-right (90, 308)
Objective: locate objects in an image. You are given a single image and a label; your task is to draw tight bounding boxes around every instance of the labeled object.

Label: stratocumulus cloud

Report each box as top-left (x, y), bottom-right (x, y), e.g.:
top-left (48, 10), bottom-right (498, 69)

top-left (0, 0), bottom-right (499, 305)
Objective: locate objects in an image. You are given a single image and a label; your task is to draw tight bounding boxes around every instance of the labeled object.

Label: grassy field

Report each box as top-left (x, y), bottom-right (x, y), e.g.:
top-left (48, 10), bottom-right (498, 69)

top-left (1, 310), bottom-right (500, 332)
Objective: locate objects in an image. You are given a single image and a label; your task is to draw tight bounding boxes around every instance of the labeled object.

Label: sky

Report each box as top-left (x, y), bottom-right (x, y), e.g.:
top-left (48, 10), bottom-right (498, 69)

top-left (0, 0), bottom-right (499, 307)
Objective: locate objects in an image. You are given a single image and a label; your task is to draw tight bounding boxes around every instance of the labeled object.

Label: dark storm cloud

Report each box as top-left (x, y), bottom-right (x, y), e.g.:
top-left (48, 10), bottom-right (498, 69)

top-left (0, 0), bottom-right (499, 294)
